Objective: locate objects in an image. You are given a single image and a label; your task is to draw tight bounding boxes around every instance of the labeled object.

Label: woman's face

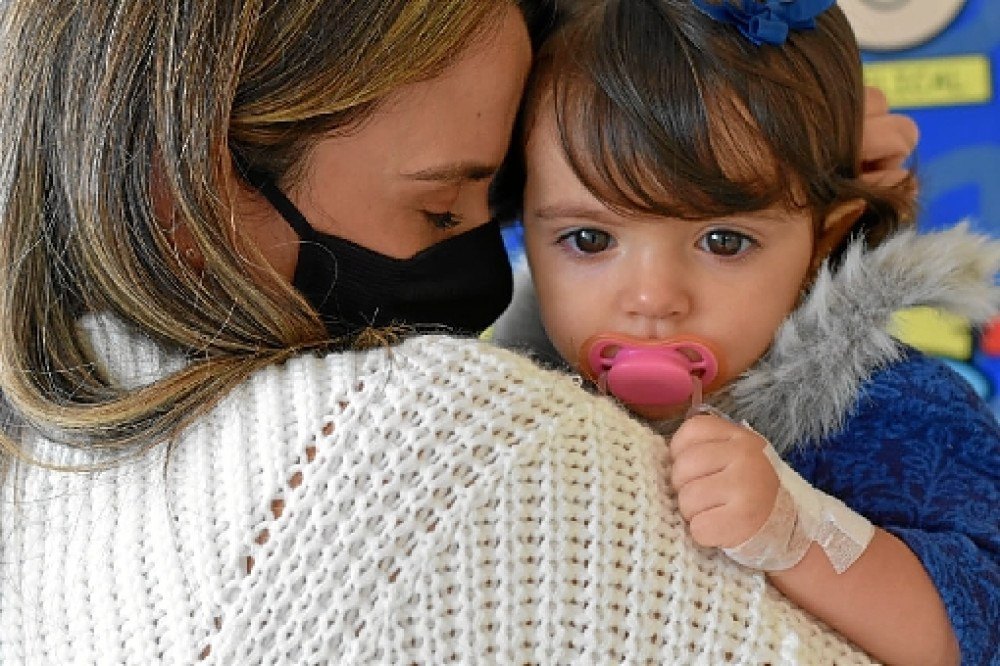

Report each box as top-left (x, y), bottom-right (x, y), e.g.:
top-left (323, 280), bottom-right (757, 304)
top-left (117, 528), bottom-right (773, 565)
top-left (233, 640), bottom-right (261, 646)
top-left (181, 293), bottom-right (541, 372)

top-left (245, 6), bottom-right (533, 278)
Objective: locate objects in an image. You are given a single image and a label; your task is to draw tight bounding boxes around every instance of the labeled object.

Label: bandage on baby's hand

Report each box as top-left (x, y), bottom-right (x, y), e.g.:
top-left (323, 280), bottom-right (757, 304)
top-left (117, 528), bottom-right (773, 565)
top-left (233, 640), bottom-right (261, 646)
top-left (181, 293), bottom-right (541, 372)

top-left (722, 441), bottom-right (875, 574)
top-left (684, 382), bottom-right (874, 575)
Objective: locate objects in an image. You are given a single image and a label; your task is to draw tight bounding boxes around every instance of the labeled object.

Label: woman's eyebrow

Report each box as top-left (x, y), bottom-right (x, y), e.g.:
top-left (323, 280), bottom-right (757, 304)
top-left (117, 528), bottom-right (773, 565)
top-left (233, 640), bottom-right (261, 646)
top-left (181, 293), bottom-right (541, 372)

top-left (400, 161), bottom-right (498, 183)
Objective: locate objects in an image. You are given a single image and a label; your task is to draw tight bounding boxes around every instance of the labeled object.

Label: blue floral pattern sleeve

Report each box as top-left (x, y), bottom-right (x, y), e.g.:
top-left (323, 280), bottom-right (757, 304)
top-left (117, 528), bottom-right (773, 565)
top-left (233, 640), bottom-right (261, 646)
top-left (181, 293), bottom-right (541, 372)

top-left (785, 349), bottom-right (1000, 666)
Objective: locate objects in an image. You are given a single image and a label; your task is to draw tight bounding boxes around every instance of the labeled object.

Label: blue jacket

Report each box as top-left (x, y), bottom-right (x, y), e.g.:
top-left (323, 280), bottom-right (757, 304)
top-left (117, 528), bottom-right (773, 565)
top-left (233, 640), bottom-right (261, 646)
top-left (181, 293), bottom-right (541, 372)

top-left (786, 348), bottom-right (1000, 665)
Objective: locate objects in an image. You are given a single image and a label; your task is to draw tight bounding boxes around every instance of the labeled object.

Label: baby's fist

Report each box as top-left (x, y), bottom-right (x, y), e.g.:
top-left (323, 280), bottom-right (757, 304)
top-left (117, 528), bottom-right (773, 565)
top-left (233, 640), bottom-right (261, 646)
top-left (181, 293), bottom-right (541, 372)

top-left (668, 415), bottom-right (780, 548)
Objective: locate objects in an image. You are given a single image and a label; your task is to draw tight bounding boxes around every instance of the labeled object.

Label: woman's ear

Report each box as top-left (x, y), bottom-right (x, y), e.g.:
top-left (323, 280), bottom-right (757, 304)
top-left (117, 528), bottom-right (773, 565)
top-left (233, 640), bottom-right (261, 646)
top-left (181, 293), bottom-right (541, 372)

top-left (810, 198), bottom-right (866, 272)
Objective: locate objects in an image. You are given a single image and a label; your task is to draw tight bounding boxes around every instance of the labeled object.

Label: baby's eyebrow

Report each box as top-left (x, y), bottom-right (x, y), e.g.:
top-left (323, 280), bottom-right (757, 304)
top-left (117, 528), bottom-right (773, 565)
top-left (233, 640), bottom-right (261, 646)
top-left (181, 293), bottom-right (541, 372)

top-left (531, 203), bottom-right (617, 223)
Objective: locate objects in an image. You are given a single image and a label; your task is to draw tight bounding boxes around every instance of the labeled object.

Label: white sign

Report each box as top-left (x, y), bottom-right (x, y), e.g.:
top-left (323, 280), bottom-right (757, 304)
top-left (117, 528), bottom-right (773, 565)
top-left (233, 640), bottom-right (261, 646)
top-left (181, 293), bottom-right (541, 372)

top-left (838, 0), bottom-right (968, 51)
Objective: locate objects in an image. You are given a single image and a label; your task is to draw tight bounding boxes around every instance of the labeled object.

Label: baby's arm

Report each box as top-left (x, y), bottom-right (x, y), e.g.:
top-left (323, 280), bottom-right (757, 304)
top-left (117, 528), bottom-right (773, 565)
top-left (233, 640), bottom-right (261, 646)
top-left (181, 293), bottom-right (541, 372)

top-left (768, 529), bottom-right (957, 664)
top-left (670, 415), bottom-right (959, 666)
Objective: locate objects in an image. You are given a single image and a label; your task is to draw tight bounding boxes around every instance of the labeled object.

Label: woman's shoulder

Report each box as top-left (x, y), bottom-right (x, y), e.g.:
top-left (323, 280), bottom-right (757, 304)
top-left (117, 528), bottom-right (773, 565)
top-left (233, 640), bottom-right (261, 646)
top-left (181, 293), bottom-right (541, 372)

top-left (189, 336), bottom-right (868, 663)
top-left (244, 333), bottom-right (644, 436)
top-left (7, 323), bottom-right (865, 662)
top-left (200, 332), bottom-right (667, 506)
top-left (76, 315), bottom-right (654, 465)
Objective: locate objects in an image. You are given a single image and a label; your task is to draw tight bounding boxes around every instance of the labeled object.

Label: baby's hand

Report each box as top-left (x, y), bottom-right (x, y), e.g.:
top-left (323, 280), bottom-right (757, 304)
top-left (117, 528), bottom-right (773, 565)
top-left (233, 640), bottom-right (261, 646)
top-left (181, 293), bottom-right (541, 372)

top-left (668, 414), bottom-right (780, 549)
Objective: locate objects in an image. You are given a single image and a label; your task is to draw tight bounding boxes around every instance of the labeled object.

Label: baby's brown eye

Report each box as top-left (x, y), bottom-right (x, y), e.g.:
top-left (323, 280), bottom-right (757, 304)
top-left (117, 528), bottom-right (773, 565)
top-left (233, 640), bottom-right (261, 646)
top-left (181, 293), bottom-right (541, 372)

top-left (567, 228), bottom-right (613, 253)
top-left (701, 229), bottom-right (752, 256)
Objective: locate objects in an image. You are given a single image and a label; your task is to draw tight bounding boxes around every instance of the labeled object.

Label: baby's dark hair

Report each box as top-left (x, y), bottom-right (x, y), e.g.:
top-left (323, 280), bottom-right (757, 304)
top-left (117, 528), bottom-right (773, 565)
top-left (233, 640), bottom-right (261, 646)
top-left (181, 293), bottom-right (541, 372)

top-left (493, 0), bottom-right (915, 261)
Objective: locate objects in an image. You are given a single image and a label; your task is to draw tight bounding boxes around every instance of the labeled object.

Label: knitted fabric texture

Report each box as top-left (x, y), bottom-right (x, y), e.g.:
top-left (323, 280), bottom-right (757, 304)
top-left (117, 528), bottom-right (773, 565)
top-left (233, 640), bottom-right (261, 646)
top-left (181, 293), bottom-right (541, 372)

top-left (0, 316), bottom-right (871, 664)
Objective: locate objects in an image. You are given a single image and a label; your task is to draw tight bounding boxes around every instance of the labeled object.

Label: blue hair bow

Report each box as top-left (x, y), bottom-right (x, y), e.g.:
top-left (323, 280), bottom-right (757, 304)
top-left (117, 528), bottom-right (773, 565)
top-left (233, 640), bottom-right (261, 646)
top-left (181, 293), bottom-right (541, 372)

top-left (692, 0), bottom-right (836, 46)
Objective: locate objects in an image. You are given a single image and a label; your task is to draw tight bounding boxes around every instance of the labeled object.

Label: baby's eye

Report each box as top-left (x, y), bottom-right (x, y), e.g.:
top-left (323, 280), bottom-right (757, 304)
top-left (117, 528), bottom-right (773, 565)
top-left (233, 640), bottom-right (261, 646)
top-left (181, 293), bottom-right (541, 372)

top-left (558, 228), bottom-right (614, 254)
top-left (699, 229), bottom-right (755, 257)
top-left (423, 211), bottom-right (463, 230)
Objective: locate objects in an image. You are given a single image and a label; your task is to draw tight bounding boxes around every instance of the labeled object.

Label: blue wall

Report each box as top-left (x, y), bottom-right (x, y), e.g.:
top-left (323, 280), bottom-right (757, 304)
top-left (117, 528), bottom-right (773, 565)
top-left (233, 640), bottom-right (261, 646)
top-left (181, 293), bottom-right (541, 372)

top-left (862, 0), bottom-right (1000, 236)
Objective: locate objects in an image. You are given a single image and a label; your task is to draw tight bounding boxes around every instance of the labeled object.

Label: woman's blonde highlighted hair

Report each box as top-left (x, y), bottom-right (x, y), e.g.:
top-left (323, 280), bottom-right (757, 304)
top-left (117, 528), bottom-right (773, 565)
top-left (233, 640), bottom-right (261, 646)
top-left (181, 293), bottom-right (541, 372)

top-left (0, 0), bottom-right (515, 467)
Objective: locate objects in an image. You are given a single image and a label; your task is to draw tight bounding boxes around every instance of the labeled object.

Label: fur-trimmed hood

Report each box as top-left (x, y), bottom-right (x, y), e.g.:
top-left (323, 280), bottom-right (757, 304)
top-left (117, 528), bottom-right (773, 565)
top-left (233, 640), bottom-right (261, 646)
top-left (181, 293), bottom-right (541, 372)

top-left (492, 224), bottom-right (1000, 451)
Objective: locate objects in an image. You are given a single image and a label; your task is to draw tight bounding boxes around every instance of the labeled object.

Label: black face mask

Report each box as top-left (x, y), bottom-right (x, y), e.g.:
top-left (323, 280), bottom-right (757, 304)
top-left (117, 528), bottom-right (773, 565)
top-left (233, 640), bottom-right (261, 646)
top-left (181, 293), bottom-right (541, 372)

top-left (247, 175), bottom-right (513, 341)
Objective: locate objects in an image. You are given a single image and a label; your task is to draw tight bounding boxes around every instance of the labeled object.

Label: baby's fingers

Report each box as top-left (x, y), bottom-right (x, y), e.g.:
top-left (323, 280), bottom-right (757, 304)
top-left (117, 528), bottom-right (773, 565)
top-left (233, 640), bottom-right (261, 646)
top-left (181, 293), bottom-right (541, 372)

top-left (669, 414), bottom-right (738, 458)
top-left (675, 473), bottom-right (726, 524)
top-left (670, 439), bottom-right (735, 490)
top-left (688, 505), bottom-right (748, 549)
top-left (676, 464), bottom-right (779, 548)
top-left (680, 479), bottom-right (768, 549)
top-left (675, 474), bottom-right (737, 547)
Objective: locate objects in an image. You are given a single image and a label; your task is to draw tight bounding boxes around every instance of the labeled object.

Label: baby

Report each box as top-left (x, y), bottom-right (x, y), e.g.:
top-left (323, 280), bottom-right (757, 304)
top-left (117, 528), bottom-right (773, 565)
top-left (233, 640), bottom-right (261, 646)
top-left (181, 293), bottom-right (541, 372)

top-left (495, 1), bottom-right (1000, 663)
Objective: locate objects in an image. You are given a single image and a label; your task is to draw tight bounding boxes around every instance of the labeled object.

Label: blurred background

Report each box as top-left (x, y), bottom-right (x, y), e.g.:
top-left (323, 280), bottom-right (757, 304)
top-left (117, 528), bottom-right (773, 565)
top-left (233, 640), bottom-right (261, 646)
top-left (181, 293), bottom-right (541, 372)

top-left (843, 0), bottom-right (999, 237)
top-left (842, 0), bottom-right (1000, 415)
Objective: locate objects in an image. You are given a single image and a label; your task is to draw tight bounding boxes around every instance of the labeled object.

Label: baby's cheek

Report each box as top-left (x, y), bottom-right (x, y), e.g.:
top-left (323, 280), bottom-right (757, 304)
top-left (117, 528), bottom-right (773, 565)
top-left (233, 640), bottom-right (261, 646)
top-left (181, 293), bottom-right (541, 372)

top-left (540, 307), bottom-right (586, 366)
top-left (724, 335), bottom-right (776, 383)
top-left (546, 320), bottom-right (578, 365)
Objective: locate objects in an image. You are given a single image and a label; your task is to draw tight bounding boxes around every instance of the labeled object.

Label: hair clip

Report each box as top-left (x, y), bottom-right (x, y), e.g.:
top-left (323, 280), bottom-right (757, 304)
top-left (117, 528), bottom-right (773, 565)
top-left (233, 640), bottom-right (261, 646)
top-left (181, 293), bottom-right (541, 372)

top-left (692, 0), bottom-right (836, 46)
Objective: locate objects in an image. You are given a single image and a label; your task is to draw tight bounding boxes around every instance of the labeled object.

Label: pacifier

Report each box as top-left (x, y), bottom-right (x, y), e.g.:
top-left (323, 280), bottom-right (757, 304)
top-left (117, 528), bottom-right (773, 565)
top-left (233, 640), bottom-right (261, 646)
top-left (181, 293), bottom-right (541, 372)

top-left (579, 333), bottom-right (722, 410)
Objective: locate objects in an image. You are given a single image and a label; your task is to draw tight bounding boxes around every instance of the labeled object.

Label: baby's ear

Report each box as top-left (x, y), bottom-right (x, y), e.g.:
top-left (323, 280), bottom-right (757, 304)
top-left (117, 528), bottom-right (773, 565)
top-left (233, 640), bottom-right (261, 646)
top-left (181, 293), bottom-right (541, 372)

top-left (812, 199), bottom-right (866, 268)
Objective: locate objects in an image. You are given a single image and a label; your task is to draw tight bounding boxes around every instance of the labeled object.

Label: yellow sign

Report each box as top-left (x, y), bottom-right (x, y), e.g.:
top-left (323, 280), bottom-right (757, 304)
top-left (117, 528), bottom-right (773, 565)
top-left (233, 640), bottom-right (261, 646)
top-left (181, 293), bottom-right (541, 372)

top-left (863, 55), bottom-right (992, 109)
top-left (889, 306), bottom-right (972, 361)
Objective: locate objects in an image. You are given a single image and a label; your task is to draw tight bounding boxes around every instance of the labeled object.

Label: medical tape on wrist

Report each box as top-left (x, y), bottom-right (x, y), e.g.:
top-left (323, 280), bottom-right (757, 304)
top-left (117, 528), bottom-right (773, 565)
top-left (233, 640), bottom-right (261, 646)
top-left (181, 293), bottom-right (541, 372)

top-left (722, 441), bottom-right (875, 574)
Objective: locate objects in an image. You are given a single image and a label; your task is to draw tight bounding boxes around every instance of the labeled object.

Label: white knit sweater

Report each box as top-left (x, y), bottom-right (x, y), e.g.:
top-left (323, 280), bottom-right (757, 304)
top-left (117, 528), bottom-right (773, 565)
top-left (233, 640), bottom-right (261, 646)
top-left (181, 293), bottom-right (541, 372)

top-left (0, 316), bottom-right (872, 664)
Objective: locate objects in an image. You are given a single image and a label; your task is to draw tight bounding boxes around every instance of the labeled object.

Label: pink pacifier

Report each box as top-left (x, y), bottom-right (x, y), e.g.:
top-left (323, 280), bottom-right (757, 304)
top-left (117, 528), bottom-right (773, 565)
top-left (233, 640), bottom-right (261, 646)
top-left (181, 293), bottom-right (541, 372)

top-left (580, 333), bottom-right (722, 409)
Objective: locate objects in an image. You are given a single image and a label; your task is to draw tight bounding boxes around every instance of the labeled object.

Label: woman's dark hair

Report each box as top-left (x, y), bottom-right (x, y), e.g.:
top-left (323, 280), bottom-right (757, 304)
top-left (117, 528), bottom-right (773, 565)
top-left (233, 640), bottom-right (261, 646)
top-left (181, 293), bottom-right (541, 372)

top-left (494, 0), bottom-right (915, 260)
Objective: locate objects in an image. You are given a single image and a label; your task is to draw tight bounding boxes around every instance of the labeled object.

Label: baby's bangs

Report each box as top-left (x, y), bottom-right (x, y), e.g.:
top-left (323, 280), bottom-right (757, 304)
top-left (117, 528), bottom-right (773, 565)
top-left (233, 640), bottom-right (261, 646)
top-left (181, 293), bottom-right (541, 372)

top-left (546, 7), bottom-right (798, 220)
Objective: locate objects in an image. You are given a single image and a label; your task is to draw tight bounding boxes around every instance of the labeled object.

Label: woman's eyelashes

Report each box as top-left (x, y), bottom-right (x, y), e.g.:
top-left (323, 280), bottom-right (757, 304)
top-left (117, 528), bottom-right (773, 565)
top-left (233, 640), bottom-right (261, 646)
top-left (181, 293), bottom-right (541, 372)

top-left (556, 227), bottom-right (615, 254)
top-left (698, 228), bottom-right (757, 257)
top-left (422, 210), bottom-right (463, 230)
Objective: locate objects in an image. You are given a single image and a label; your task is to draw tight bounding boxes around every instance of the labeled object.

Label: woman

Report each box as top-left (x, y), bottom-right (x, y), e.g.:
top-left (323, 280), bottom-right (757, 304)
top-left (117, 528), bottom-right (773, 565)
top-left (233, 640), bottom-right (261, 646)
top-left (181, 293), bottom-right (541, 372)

top-left (0, 1), bottom-right (916, 662)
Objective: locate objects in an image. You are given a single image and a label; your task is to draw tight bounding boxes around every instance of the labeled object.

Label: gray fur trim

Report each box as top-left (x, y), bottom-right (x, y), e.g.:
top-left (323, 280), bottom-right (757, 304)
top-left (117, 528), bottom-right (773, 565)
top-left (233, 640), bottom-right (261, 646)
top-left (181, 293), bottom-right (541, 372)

top-left (734, 223), bottom-right (1000, 452)
top-left (493, 224), bottom-right (1000, 451)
